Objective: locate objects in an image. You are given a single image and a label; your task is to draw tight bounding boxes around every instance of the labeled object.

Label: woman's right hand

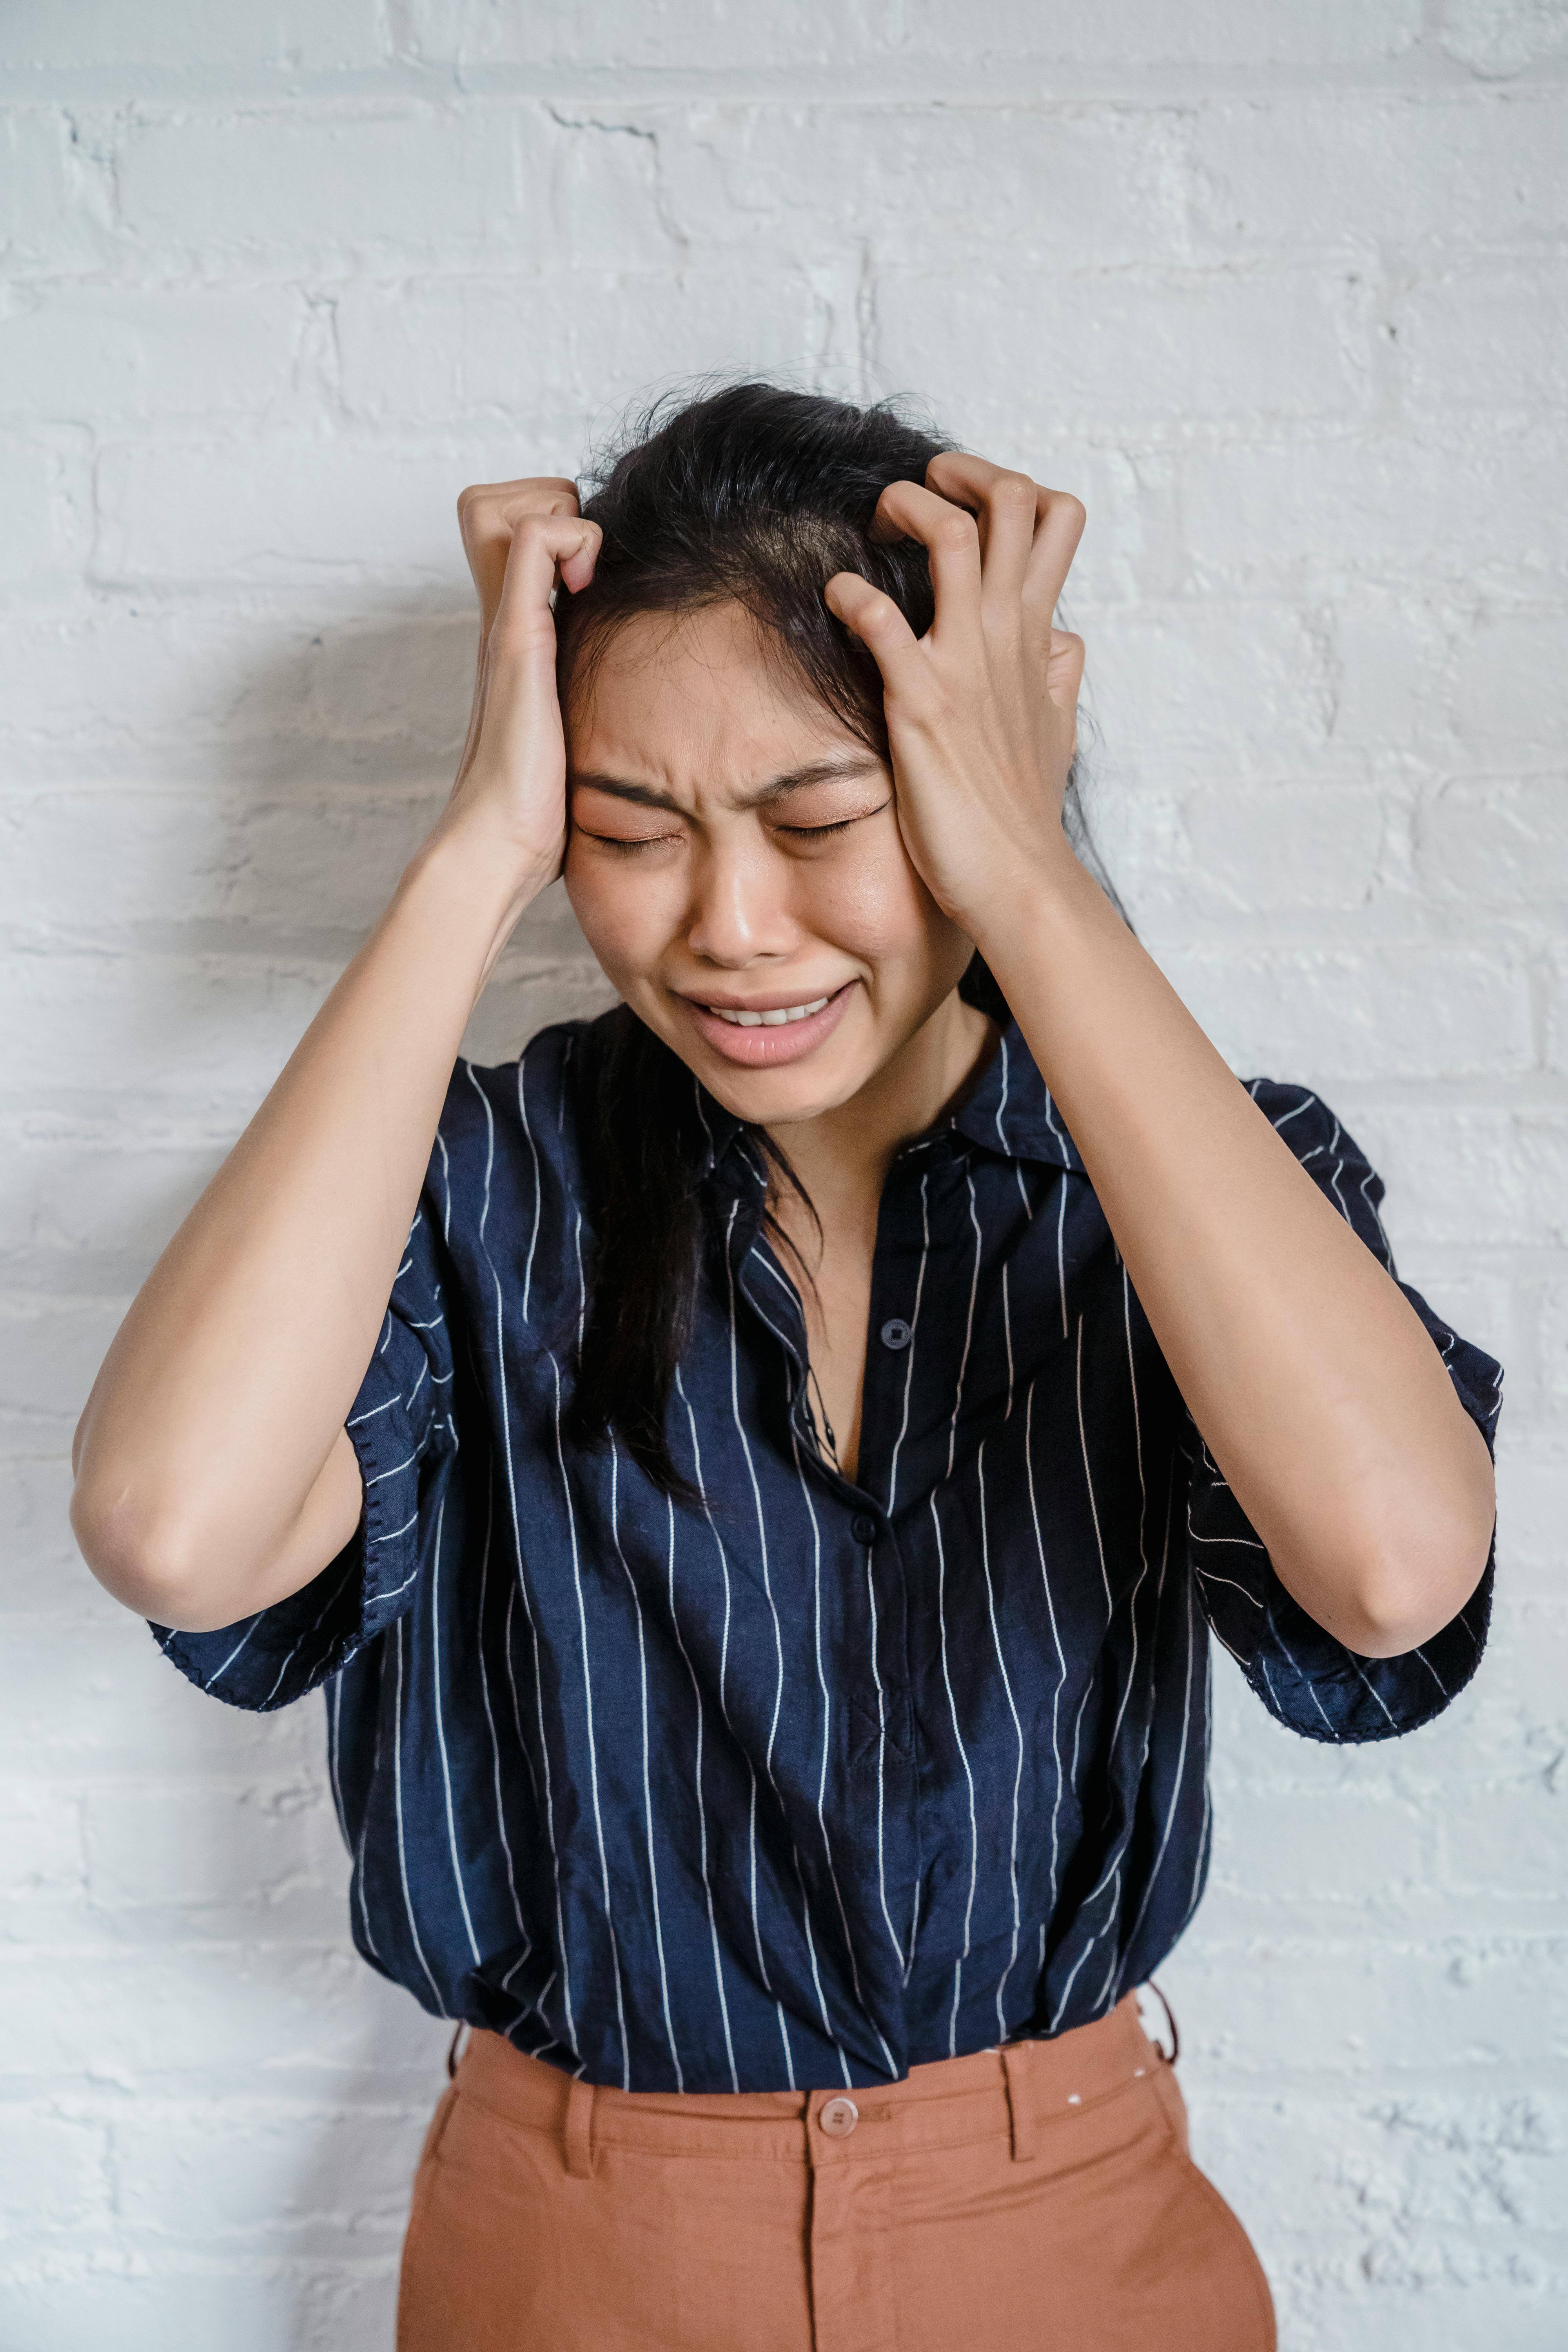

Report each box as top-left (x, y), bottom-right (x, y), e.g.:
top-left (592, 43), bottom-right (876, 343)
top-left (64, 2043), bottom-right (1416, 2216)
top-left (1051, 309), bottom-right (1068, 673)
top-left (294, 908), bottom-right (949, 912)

top-left (442, 477), bottom-right (602, 881)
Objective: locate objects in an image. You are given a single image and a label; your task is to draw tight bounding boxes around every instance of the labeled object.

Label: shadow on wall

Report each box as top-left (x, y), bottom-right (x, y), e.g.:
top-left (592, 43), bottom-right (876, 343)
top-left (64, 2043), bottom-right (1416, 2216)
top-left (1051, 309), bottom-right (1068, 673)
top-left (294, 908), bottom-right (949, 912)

top-left (38, 595), bottom-right (616, 2348)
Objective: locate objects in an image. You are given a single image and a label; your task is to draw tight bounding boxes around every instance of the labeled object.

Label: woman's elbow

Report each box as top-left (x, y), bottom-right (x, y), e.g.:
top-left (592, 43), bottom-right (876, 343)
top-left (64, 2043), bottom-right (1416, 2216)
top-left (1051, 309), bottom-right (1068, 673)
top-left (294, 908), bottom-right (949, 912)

top-left (70, 1477), bottom-right (225, 1630)
top-left (1348, 1508), bottom-right (1495, 1661)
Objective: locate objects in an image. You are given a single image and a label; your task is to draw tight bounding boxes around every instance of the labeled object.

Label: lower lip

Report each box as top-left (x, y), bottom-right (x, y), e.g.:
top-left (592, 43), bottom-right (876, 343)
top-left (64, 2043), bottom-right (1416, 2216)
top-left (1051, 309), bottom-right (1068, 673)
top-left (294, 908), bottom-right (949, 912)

top-left (680, 983), bottom-right (858, 1068)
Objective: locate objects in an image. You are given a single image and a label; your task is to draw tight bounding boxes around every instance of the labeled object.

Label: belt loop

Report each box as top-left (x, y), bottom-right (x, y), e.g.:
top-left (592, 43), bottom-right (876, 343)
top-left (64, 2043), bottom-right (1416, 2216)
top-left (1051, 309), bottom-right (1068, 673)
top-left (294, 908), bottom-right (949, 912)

top-left (563, 2073), bottom-right (598, 2180)
top-left (1001, 2043), bottom-right (1037, 2164)
top-left (1144, 1980), bottom-right (1180, 2066)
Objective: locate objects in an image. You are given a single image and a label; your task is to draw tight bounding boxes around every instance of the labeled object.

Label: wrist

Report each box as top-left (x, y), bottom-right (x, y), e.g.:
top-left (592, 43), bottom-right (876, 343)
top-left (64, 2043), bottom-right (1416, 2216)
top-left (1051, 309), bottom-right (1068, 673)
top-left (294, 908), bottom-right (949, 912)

top-left (397, 816), bottom-right (554, 978)
top-left (409, 809), bottom-right (554, 913)
top-left (960, 837), bottom-right (1096, 963)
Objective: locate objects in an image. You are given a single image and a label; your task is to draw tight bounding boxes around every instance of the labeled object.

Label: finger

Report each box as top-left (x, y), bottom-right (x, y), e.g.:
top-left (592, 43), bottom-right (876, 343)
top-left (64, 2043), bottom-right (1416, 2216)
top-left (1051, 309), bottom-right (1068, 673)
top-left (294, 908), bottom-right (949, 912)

top-left (824, 571), bottom-right (925, 694)
top-left (458, 478), bottom-right (581, 618)
top-left (490, 514), bottom-right (603, 658)
top-left (1020, 488), bottom-right (1087, 647)
top-left (1046, 628), bottom-right (1085, 728)
top-left (924, 452), bottom-right (1041, 619)
top-left (869, 480), bottom-right (983, 649)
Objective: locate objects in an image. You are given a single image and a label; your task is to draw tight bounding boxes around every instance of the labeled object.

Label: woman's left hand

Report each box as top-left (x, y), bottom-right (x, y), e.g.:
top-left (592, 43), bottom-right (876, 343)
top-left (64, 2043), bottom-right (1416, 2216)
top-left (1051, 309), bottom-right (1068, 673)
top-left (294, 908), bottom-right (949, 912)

top-left (825, 455), bottom-right (1086, 938)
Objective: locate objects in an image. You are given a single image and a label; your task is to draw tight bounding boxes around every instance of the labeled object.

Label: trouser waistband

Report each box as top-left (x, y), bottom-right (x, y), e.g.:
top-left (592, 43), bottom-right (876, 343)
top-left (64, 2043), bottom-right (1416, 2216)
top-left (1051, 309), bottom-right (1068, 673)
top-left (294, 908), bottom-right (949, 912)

top-left (447, 1992), bottom-right (1171, 2181)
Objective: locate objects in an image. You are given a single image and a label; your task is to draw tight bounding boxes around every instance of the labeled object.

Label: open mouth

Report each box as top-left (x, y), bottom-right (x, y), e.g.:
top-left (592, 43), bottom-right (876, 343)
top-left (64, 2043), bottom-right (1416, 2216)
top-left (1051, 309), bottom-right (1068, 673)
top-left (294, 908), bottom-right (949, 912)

top-left (706, 995), bottom-right (831, 1028)
top-left (677, 981), bottom-right (858, 1067)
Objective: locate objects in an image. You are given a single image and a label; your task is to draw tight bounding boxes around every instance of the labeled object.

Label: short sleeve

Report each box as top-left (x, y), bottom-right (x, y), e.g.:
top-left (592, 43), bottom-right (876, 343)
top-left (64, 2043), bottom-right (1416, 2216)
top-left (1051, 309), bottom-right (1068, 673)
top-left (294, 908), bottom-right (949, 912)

top-left (1184, 1080), bottom-right (1504, 1745)
top-left (149, 1195), bottom-right (459, 1712)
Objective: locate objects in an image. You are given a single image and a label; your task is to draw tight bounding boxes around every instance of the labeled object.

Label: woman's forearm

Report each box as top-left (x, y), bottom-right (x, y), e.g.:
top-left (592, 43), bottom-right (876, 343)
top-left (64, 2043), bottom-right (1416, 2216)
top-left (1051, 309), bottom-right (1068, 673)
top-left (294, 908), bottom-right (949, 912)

top-left (974, 849), bottom-right (1496, 1659)
top-left (71, 817), bottom-right (548, 1632)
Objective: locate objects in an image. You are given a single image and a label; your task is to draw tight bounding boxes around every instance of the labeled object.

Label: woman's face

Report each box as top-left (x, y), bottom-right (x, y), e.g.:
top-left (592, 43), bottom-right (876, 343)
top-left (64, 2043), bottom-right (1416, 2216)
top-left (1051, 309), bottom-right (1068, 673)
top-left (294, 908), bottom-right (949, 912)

top-left (563, 601), bottom-right (975, 1129)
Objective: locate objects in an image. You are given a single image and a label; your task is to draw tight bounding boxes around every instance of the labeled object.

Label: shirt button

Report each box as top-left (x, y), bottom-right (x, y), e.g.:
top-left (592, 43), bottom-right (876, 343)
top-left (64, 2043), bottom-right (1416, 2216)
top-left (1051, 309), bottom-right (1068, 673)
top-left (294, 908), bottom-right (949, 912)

top-left (851, 1514), bottom-right (877, 1545)
top-left (879, 1317), bottom-right (912, 1351)
top-left (819, 2096), bottom-right (859, 2138)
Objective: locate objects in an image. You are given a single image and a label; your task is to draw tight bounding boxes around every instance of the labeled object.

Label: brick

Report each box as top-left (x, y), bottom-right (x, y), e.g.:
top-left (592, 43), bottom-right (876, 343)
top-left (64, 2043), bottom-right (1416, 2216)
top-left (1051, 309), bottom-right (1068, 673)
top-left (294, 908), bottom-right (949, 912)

top-left (0, 1783), bottom-right (87, 1931)
top-left (334, 260), bottom-right (837, 428)
top-left (398, 0), bottom-right (1425, 71)
top-left (1397, 265), bottom-right (1568, 417)
top-left (0, 429), bottom-right (94, 601)
top-left (0, 1940), bottom-right (448, 2099)
top-left (1547, 943), bottom-right (1568, 1078)
top-left (113, 101), bottom-right (675, 272)
top-left (1179, 783), bottom-right (1387, 911)
top-left (1451, 605), bottom-right (1568, 757)
top-left (1179, 423), bottom-right (1568, 595)
top-left (0, 1457), bottom-right (81, 1614)
top-left (1189, 89), bottom-right (1568, 256)
top-left (1443, 1774), bottom-right (1568, 1900)
top-left (1336, 1104), bottom-right (1568, 1251)
top-left (0, 1291), bottom-right (123, 1428)
top-left (1, 947), bottom-right (336, 1106)
top-left (1415, 779), bottom-right (1568, 910)
top-left (110, 2098), bottom-right (428, 2248)
top-left (0, 288), bottom-right (307, 424)
top-left (1205, 1787), bottom-right (1436, 1910)
top-left (0, 2109), bottom-right (110, 2239)
top-left (1439, 0), bottom-right (1568, 76)
top-left (875, 264), bottom-right (1369, 445)
top-left (1148, 943), bottom-right (1532, 1082)
top-left (2, 0), bottom-right (389, 73)
top-left (0, 2262), bottom-right (391, 2352)
top-left (0, 108), bottom-right (114, 276)
top-left (0, 603), bottom-right (472, 785)
top-left (651, 103), bottom-right (1191, 274)
top-left (94, 437), bottom-right (477, 590)
top-left (1088, 599), bottom-right (1339, 778)
top-left (83, 1777), bottom-right (354, 1938)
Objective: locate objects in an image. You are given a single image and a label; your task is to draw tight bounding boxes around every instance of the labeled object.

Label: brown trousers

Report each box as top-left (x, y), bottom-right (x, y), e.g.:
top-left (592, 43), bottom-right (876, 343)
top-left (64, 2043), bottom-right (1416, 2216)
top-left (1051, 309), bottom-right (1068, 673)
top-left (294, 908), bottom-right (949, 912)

top-left (397, 1993), bottom-right (1276, 2352)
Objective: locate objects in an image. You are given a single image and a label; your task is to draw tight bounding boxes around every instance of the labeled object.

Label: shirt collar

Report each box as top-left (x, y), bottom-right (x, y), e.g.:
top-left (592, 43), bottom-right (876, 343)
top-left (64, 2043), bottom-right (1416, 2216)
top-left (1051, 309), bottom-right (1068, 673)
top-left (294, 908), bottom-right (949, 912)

top-left (696, 1014), bottom-right (1085, 1185)
top-left (948, 1016), bottom-right (1086, 1174)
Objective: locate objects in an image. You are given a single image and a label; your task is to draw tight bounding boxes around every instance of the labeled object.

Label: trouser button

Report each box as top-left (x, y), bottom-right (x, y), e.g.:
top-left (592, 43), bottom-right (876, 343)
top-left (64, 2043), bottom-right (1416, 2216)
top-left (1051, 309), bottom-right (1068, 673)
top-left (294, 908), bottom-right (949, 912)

top-left (819, 2096), bottom-right (859, 2138)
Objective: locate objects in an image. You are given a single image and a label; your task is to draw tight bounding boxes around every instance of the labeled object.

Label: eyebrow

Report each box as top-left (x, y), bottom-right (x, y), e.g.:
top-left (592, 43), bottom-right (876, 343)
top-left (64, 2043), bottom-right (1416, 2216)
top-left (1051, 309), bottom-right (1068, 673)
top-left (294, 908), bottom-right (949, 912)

top-left (568, 754), bottom-right (884, 817)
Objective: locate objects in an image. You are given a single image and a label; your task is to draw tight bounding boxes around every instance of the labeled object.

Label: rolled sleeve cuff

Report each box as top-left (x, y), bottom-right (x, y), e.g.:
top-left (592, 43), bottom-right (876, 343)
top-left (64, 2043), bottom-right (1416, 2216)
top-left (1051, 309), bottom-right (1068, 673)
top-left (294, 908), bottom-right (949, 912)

top-left (147, 1350), bottom-right (435, 1714)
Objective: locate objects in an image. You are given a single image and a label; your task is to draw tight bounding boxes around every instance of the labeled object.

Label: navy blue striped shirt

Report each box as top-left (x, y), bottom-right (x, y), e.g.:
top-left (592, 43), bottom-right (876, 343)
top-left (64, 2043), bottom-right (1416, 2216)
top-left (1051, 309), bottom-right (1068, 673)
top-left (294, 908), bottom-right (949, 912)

top-left (153, 1017), bottom-right (1503, 2093)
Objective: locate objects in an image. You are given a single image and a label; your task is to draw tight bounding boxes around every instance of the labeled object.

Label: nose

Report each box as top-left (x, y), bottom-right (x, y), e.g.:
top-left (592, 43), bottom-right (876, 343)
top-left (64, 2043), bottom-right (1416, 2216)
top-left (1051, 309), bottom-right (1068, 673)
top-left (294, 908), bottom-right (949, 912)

top-left (684, 837), bottom-right (799, 969)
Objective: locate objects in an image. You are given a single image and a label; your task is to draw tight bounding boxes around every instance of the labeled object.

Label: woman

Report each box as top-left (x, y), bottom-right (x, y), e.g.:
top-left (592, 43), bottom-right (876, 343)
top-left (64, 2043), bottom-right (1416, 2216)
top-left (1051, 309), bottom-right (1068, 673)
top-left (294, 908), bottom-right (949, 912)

top-left (71, 384), bottom-right (1502, 2351)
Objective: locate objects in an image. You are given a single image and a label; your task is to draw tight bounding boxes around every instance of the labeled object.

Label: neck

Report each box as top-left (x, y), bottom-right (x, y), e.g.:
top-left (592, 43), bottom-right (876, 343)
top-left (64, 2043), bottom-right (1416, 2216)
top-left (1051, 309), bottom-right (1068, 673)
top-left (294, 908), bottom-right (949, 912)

top-left (766, 986), bottom-right (996, 1211)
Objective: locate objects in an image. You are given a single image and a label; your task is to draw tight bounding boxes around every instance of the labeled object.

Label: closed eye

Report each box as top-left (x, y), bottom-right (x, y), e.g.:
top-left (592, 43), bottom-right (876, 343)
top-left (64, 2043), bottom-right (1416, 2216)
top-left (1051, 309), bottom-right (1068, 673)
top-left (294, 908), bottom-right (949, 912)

top-left (776, 801), bottom-right (890, 840)
top-left (578, 828), bottom-right (681, 853)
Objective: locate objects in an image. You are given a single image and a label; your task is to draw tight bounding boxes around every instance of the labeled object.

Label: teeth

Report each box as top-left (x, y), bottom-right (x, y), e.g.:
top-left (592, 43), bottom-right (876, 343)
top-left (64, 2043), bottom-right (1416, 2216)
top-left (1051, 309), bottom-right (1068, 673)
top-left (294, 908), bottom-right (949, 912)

top-left (710, 995), bottom-right (830, 1028)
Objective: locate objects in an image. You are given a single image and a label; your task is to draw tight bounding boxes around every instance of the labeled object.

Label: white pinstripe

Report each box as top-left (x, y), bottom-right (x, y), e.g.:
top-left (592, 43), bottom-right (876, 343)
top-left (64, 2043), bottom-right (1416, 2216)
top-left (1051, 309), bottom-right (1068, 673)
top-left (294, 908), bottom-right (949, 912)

top-left (977, 1436), bottom-right (1026, 2039)
top-left (930, 1492), bottom-right (979, 2057)
top-left (555, 1211), bottom-right (630, 2088)
top-left (724, 1203), bottom-right (797, 2089)
top-left (466, 1062), bottom-right (575, 2054)
top-left (1023, 1378), bottom-right (1069, 1932)
top-left (661, 1488), bottom-right (740, 2091)
top-left (608, 1447), bottom-right (683, 2089)
top-left (1075, 1316), bottom-right (1112, 1615)
top-left (392, 1615), bottom-right (445, 2013)
top-left (789, 1422), bottom-right (888, 2083)
top-left (886, 1168), bottom-right (931, 1514)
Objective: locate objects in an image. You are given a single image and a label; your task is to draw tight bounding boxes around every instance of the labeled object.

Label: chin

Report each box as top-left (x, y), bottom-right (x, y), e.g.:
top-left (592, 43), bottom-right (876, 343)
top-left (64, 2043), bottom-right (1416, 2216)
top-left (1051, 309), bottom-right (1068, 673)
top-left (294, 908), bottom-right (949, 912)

top-left (693, 1054), bottom-right (872, 1129)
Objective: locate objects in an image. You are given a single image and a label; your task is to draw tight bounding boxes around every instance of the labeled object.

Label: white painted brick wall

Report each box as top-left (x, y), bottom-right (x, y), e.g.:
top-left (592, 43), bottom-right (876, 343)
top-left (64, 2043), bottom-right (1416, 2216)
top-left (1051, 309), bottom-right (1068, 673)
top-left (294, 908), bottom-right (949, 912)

top-left (2, 4), bottom-right (1564, 2344)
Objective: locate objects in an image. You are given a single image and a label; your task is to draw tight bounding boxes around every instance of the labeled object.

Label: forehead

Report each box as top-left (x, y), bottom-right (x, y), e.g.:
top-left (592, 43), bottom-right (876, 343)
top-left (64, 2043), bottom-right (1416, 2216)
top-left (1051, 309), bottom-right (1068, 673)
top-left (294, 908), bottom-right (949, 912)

top-left (569, 601), bottom-right (865, 789)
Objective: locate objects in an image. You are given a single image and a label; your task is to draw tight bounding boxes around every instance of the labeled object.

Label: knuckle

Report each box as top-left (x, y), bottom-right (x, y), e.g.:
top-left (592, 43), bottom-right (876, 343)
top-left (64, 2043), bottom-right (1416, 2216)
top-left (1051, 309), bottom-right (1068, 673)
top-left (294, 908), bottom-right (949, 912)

top-left (933, 506), bottom-right (977, 548)
top-left (993, 471), bottom-right (1038, 513)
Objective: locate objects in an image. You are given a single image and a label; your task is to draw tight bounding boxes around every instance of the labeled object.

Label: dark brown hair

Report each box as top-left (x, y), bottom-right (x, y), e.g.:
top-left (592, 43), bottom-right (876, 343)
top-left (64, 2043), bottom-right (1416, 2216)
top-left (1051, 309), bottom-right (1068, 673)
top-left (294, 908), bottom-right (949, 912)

top-left (557, 382), bottom-right (1121, 1498)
